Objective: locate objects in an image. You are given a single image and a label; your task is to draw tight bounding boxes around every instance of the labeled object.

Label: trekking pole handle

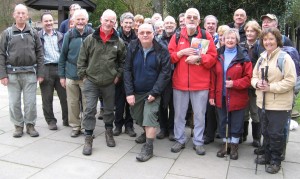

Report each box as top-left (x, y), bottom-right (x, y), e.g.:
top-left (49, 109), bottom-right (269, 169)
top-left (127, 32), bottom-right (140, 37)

top-left (265, 66), bottom-right (269, 82)
top-left (261, 68), bottom-right (265, 81)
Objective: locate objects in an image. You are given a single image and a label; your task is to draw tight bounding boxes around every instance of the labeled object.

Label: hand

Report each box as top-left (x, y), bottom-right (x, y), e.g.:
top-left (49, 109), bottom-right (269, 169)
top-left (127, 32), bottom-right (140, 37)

top-left (147, 95), bottom-right (155, 102)
top-left (114, 77), bottom-right (119, 84)
top-left (178, 48), bottom-right (197, 57)
top-left (225, 79), bottom-right (233, 88)
top-left (256, 80), bottom-right (269, 91)
top-left (1, 78), bottom-right (8, 86)
top-left (126, 95), bottom-right (135, 106)
top-left (37, 77), bottom-right (44, 84)
top-left (185, 55), bottom-right (200, 65)
top-left (209, 99), bottom-right (215, 106)
top-left (60, 78), bottom-right (66, 88)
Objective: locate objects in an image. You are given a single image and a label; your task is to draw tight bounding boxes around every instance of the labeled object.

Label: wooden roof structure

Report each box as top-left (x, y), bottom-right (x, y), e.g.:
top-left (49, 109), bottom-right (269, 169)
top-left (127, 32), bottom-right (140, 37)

top-left (24, 0), bottom-right (96, 27)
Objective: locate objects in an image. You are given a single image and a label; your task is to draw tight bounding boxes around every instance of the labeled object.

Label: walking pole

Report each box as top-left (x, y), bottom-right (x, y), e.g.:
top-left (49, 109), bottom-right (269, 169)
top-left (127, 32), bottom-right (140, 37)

top-left (225, 77), bottom-right (231, 160)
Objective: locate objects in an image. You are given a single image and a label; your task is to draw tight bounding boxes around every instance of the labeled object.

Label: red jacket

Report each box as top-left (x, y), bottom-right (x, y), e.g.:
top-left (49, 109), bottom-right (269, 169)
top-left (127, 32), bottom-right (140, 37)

top-left (209, 46), bottom-right (252, 111)
top-left (168, 26), bottom-right (217, 91)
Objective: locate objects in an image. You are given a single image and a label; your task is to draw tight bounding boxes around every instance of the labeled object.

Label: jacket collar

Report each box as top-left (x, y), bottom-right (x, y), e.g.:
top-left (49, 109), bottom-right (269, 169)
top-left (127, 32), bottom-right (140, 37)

top-left (93, 26), bottom-right (119, 41)
top-left (260, 47), bottom-right (281, 60)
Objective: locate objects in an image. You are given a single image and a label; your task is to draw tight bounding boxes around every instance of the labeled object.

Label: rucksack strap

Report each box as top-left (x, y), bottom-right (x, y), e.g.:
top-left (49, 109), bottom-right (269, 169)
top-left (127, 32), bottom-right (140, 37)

top-left (277, 51), bottom-right (286, 76)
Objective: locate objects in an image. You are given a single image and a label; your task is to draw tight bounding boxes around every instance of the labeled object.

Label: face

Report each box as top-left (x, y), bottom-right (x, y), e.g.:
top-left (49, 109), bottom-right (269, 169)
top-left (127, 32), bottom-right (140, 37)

top-left (164, 20), bottom-right (176, 34)
top-left (121, 18), bottom-right (133, 33)
top-left (74, 13), bottom-right (88, 32)
top-left (155, 24), bottom-right (164, 35)
top-left (151, 14), bottom-right (162, 24)
top-left (69, 19), bottom-right (75, 29)
top-left (134, 20), bottom-right (142, 30)
top-left (185, 12), bottom-right (200, 30)
top-left (219, 34), bottom-right (225, 46)
top-left (262, 17), bottom-right (277, 30)
top-left (101, 14), bottom-right (116, 33)
top-left (13, 6), bottom-right (29, 25)
top-left (204, 17), bottom-right (217, 35)
top-left (42, 14), bottom-right (54, 32)
top-left (245, 26), bottom-right (258, 42)
top-left (70, 5), bottom-right (80, 16)
top-left (179, 16), bottom-right (185, 28)
top-left (263, 32), bottom-right (278, 53)
top-left (233, 9), bottom-right (246, 26)
top-left (224, 32), bottom-right (238, 49)
top-left (138, 25), bottom-right (154, 45)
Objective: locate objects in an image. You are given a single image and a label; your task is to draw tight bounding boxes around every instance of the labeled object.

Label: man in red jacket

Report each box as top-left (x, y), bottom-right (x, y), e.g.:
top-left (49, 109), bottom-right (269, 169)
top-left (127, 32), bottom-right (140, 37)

top-left (168, 8), bottom-right (217, 155)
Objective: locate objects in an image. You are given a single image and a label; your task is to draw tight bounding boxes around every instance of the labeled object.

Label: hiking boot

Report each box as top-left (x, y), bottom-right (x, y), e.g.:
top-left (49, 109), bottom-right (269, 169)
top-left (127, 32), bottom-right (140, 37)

top-left (26, 124), bottom-right (39, 137)
top-left (254, 147), bottom-right (265, 155)
top-left (230, 143), bottom-right (239, 160)
top-left (193, 145), bottom-right (206, 155)
top-left (136, 143), bottom-right (153, 162)
top-left (98, 108), bottom-right (104, 120)
top-left (156, 130), bottom-right (167, 139)
top-left (48, 122), bottom-right (57, 130)
top-left (105, 128), bottom-right (116, 147)
top-left (71, 130), bottom-right (81, 137)
top-left (266, 164), bottom-right (281, 174)
top-left (203, 136), bottom-right (214, 145)
top-left (252, 139), bottom-right (261, 148)
top-left (125, 127), bottom-right (136, 137)
top-left (13, 125), bottom-right (23, 138)
top-left (171, 142), bottom-right (185, 153)
top-left (113, 127), bottom-right (122, 136)
top-left (169, 131), bottom-right (175, 141)
top-left (217, 143), bottom-right (230, 158)
top-left (255, 155), bottom-right (270, 165)
top-left (82, 135), bottom-right (93, 155)
top-left (135, 132), bottom-right (146, 144)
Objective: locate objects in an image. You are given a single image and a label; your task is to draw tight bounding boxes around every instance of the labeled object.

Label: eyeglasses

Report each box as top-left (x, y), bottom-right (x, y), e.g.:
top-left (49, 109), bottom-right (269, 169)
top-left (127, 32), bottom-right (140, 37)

top-left (186, 15), bottom-right (198, 20)
top-left (138, 31), bottom-right (153, 35)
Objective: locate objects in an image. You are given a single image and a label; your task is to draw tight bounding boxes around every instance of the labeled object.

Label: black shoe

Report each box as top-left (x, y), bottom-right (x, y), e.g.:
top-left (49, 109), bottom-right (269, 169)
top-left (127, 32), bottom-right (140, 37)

top-left (113, 127), bottom-right (122, 136)
top-left (255, 155), bottom-right (270, 165)
top-left (203, 136), bottom-right (214, 145)
top-left (168, 131), bottom-right (175, 141)
top-left (156, 130), bottom-right (167, 139)
top-left (135, 133), bottom-right (146, 144)
top-left (254, 147), bottom-right (265, 155)
top-left (125, 127), bottom-right (137, 137)
top-left (252, 139), bottom-right (261, 148)
top-left (63, 121), bottom-right (69, 126)
top-left (266, 164), bottom-right (281, 174)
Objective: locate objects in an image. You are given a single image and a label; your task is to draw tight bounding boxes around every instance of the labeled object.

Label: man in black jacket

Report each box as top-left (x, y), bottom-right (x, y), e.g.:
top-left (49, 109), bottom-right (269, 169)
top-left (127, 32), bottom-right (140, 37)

top-left (124, 24), bottom-right (171, 162)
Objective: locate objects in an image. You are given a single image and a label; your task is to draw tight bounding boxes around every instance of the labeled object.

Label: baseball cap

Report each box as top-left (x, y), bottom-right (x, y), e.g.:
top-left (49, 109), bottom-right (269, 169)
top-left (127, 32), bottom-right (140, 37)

top-left (261, 14), bottom-right (278, 23)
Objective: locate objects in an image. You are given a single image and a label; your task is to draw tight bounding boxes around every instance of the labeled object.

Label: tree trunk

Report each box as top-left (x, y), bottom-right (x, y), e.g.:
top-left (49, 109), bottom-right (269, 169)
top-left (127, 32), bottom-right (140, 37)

top-left (152, 0), bottom-right (163, 16)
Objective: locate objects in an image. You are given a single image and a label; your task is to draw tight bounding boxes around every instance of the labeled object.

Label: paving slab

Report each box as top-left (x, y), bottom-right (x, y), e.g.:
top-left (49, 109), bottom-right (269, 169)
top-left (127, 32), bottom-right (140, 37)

top-left (165, 174), bottom-right (202, 179)
top-left (0, 143), bottom-right (18, 157)
top-left (69, 136), bottom-right (136, 164)
top-left (1, 138), bottom-right (80, 168)
top-left (282, 161), bottom-right (300, 179)
top-left (227, 166), bottom-right (283, 179)
top-left (29, 156), bottom-right (111, 179)
top-left (284, 141), bottom-right (300, 163)
top-left (0, 160), bottom-right (40, 179)
top-left (100, 152), bottom-right (174, 179)
top-left (169, 148), bottom-right (229, 179)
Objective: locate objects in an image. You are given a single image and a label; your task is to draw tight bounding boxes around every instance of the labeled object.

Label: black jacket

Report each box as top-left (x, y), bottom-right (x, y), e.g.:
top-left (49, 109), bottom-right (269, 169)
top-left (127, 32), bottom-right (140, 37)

top-left (124, 38), bottom-right (171, 97)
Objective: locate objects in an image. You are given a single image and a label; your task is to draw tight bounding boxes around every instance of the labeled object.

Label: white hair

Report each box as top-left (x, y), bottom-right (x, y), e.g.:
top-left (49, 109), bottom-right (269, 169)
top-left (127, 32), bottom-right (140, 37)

top-left (73, 9), bottom-right (89, 20)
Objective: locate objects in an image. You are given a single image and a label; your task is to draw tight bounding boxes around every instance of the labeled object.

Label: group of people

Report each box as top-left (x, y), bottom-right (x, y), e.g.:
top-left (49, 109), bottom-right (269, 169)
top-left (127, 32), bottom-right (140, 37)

top-left (0, 3), bottom-right (297, 175)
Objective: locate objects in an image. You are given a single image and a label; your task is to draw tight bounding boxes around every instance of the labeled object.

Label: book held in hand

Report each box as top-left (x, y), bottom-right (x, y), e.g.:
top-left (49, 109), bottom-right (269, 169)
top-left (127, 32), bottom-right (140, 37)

top-left (190, 37), bottom-right (210, 55)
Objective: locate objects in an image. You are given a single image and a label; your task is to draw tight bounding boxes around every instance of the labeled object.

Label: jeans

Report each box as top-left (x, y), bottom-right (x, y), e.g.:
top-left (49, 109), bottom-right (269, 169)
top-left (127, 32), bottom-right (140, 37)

top-left (7, 73), bottom-right (37, 127)
top-left (40, 64), bottom-right (68, 124)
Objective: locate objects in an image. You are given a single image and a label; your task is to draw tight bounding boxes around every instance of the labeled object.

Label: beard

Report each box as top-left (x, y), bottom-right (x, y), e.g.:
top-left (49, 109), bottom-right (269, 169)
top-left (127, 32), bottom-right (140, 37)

top-left (186, 24), bottom-right (197, 30)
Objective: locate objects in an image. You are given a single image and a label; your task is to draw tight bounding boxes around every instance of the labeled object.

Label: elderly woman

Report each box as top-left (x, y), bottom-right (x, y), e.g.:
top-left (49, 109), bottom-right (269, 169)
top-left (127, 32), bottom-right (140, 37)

top-left (209, 28), bottom-right (252, 160)
top-left (252, 27), bottom-right (296, 174)
top-left (58, 9), bottom-right (94, 137)
top-left (239, 20), bottom-right (262, 147)
top-left (216, 25), bottom-right (230, 48)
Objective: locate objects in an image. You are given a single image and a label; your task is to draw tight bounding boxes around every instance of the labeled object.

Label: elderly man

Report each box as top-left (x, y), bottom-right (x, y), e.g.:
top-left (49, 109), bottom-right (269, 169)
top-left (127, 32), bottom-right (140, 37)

top-left (178, 13), bottom-right (186, 29)
top-left (113, 12), bottom-right (137, 137)
top-left (156, 15), bottom-right (176, 141)
top-left (124, 23), bottom-right (171, 162)
top-left (168, 8), bottom-right (217, 155)
top-left (204, 15), bottom-right (219, 45)
top-left (228, 9), bottom-right (247, 43)
top-left (39, 13), bottom-right (68, 130)
top-left (0, 4), bottom-right (44, 137)
top-left (59, 3), bottom-right (81, 33)
top-left (59, 9), bottom-right (94, 137)
top-left (77, 9), bottom-right (126, 156)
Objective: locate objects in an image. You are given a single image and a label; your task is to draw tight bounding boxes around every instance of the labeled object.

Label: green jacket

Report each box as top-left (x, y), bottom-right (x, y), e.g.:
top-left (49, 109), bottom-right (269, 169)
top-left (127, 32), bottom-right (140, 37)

top-left (77, 26), bottom-right (126, 86)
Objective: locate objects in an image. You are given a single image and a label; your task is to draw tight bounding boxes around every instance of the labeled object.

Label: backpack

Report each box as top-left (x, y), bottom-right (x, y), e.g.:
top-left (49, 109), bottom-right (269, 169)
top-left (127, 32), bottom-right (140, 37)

top-left (67, 26), bottom-right (94, 46)
top-left (175, 28), bottom-right (207, 45)
top-left (5, 26), bottom-right (36, 56)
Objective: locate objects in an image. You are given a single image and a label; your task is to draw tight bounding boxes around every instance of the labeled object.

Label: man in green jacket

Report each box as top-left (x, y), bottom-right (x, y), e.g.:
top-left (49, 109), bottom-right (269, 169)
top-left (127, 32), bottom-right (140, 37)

top-left (77, 9), bottom-right (126, 156)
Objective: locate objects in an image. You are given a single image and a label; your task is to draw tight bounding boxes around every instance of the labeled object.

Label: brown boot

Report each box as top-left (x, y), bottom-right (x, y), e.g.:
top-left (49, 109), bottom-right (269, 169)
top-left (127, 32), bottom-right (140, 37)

top-left (105, 128), bottom-right (116, 147)
top-left (217, 143), bottom-right (230, 158)
top-left (26, 124), bottom-right (39, 137)
top-left (82, 135), bottom-right (93, 155)
top-left (230, 143), bottom-right (239, 160)
top-left (13, 125), bottom-right (23, 138)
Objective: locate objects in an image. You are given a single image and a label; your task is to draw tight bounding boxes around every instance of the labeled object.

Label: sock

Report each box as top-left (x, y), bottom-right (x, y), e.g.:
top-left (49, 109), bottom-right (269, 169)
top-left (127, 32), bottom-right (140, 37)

top-left (223, 138), bottom-right (231, 143)
top-left (146, 138), bottom-right (154, 145)
top-left (231, 137), bottom-right (239, 144)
